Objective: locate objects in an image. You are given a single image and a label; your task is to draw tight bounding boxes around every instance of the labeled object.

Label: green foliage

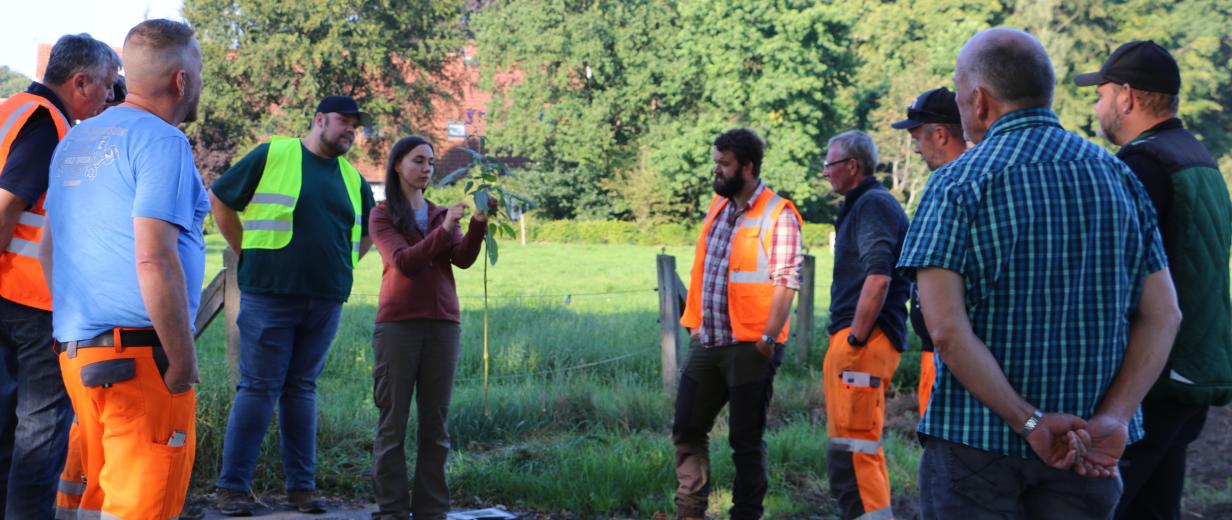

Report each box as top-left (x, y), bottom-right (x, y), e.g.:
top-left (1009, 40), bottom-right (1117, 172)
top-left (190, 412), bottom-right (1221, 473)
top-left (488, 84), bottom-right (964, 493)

top-left (472, 0), bottom-right (1232, 223)
top-left (181, 0), bottom-right (466, 176)
top-left (0, 66), bottom-right (31, 98)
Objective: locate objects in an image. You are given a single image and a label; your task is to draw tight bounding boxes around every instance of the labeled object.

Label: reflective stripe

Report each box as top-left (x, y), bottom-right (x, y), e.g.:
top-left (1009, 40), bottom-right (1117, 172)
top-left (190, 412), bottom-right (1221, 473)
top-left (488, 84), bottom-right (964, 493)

top-left (75, 510), bottom-right (100, 520)
top-left (58, 478), bottom-right (85, 495)
top-left (250, 193), bottom-right (296, 206)
top-left (18, 211), bottom-right (45, 228)
top-left (1170, 369), bottom-right (1196, 385)
top-left (243, 220), bottom-right (291, 232)
top-left (730, 270), bottom-right (770, 283)
top-left (854, 507), bottom-right (894, 520)
top-left (101, 513), bottom-right (121, 520)
top-left (830, 437), bottom-right (881, 454)
top-left (54, 507), bottom-right (78, 519)
top-left (5, 237), bottom-right (40, 257)
top-left (353, 243), bottom-right (361, 252)
top-left (0, 101), bottom-right (38, 141)
top-left (738, 216), bottom-right (765, 230)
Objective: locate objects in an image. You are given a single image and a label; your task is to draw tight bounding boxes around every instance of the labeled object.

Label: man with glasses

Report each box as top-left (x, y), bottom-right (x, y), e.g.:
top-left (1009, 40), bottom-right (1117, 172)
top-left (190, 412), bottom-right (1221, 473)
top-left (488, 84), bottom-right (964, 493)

top-left (821, 130), bottom-right (910, 520)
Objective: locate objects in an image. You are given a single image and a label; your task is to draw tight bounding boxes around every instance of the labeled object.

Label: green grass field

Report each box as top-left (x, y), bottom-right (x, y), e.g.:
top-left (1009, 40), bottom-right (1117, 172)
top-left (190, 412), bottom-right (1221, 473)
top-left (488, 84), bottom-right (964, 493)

top-left (192, 235), bottom-right (929, 517)
top-left (190, 235), bottom-right (1231, 518)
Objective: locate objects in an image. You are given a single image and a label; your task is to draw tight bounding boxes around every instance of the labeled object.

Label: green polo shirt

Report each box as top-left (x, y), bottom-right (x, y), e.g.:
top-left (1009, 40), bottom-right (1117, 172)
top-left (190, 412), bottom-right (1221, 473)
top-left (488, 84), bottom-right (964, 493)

top-left (212, 141), bottom-right (375, 301)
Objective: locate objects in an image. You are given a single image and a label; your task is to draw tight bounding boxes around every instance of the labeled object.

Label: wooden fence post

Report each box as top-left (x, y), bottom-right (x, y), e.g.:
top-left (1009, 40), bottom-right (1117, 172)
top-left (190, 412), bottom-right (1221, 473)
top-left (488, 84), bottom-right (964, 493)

top-left (794, 254), bottom-right (816, 364)
top-left (656, 254), bottom-right (685, 394)
top-left (223, 248), bottom-right (241, 379)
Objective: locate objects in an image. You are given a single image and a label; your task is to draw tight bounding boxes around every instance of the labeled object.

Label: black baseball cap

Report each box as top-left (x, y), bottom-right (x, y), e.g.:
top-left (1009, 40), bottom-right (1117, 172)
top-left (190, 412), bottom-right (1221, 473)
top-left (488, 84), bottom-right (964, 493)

top-left (315, 95), bottom-right (372, 126)
top-left (891, 87), bottom-right (961, 130)
top-left (1073, 41), bottom-right (1180, 95)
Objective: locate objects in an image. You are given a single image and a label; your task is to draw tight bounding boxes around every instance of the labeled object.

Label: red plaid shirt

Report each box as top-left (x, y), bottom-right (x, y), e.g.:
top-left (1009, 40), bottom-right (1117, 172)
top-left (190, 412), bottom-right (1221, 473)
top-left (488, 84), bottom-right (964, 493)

top-left (698, 182), bottom-right (802, 347)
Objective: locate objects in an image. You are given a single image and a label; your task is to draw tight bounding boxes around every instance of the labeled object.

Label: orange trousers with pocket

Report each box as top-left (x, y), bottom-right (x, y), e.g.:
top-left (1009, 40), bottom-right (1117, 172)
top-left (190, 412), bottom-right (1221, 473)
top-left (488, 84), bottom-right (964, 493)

top-left (824, 327), bottom-right (900, 520)
top-left (58, 344), bottom-right (195, 519)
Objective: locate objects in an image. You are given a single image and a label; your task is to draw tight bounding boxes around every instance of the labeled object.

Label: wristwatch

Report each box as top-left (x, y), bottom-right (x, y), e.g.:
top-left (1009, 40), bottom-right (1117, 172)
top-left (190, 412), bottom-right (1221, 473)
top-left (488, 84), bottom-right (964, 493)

top-left (759, 334), bottom-right (773, 346)
top-left (1020, 409), bottom-right (1044, 438)
top-left (846, 333), bottom-right (866, 347)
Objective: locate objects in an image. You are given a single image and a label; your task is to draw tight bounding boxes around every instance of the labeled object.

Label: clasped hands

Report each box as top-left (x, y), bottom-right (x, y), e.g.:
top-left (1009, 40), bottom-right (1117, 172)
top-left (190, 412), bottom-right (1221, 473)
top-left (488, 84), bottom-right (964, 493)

top-left (1025, 412), bottom-right (1127, 478)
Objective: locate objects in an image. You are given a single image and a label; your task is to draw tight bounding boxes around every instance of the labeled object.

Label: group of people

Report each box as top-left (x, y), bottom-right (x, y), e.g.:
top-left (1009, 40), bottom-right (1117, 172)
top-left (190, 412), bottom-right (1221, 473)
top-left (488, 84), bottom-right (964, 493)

top-left (0, 18), bottom-right (487, 520)
top-left (672, 28), bottom-right (1230, 520)
top-left (0, 18), bottom-right (1227, 520)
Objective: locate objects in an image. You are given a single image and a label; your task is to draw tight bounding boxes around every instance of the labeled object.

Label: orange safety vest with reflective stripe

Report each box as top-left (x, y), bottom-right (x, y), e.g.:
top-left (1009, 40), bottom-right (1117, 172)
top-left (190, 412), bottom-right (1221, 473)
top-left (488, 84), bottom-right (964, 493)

top-left (0, 92), bottom-right (70, 311)
top-left (681, 187), bottom-right (802, 344)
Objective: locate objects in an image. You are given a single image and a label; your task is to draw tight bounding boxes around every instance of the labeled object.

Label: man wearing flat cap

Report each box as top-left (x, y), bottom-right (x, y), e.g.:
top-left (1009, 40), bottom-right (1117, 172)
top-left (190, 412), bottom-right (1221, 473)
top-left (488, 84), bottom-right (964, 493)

top-left (209, 95), bottom-right (376, 515)
top-left (1077, 40), bottom-right (1232, 520)
top-left (891, 87), bottom-right (968, 418)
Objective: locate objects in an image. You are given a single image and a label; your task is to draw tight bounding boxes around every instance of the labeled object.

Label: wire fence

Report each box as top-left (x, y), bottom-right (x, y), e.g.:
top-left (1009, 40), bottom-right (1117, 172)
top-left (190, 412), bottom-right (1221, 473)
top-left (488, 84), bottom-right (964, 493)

top-left (347, 287), bottom-right (658, 302)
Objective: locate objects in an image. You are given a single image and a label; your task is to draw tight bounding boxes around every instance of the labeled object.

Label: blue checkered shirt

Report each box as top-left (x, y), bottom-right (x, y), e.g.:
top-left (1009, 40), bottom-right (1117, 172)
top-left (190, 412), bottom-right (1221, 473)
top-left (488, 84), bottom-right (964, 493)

top-left (898, 108), bottom-right (1168, 458)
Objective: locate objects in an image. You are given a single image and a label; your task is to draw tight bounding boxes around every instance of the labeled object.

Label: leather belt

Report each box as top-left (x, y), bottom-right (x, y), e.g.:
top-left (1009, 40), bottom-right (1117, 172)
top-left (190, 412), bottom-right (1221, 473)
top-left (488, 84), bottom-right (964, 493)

top-left (55, 328), bottom-right (161, 359)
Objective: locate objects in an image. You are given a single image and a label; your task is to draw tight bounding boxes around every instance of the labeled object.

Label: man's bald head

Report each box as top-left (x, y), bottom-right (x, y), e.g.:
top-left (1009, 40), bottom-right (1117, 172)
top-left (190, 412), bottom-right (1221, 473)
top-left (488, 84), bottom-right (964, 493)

top-left (122, 19), bottom-right (198, 96)
top-left (957, 28), bottom-right (1055, 110)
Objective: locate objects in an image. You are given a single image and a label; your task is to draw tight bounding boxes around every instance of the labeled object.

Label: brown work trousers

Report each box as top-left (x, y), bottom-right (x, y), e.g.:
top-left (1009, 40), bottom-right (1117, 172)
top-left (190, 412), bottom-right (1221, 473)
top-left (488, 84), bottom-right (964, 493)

top-left (371, 320), bottom-right (460, 520)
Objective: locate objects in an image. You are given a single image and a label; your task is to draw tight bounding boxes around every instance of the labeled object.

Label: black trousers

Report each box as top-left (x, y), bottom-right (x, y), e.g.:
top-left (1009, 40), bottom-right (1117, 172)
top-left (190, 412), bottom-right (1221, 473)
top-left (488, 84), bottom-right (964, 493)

top-left (671, 339), bottom-right (783, 520)
top-left (1113, 399), bottom-right (1209, 520)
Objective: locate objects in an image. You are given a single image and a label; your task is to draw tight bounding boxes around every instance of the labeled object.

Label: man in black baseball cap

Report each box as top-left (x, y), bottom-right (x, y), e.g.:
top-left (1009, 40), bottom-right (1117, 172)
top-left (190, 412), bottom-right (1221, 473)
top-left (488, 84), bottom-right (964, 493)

top-left (208, 92), bottom-right (377, 515)
top-left (891, 87), bottom-right (967, 423)
top-left (1077, 41), bottom-right (1232, 520)
top-left (892, 87), bottom-right (967, 171)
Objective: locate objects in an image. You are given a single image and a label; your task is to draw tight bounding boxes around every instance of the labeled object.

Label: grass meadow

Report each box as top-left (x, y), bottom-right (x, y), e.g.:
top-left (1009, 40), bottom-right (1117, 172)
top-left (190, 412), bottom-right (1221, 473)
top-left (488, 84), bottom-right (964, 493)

top-left (189, 234), bottom-right (1231, 518)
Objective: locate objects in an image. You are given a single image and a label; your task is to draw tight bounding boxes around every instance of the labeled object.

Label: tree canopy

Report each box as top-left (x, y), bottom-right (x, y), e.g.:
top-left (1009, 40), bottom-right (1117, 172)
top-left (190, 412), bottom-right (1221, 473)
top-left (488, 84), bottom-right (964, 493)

top-left (471, 0), bottom-right (1232, 222)
top-left (0, 66), bottom-right (32, 98)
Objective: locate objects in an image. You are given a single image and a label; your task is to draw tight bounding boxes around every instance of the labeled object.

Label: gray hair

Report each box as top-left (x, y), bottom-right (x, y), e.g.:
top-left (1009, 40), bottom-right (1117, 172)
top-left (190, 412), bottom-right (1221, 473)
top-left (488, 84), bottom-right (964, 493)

top-left (43, 33), bottom-right (119, 86)
top-left (828, 130), bottom-right (878, 178)
top-left (961, 29), bottom-right (1055, 109)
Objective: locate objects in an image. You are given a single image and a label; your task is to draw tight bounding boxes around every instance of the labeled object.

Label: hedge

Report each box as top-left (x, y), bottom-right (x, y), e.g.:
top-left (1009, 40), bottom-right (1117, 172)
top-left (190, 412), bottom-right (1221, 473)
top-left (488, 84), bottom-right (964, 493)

top-left (518, 219), bottom-right (834, 249)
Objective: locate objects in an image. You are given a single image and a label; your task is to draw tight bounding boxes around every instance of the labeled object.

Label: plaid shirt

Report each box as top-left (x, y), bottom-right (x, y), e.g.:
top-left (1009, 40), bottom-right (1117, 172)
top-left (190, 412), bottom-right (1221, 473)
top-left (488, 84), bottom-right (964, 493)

top-left (898, 109), bottom-right (1167, 458)
top-left (699, 182), bottom-right (803, 348)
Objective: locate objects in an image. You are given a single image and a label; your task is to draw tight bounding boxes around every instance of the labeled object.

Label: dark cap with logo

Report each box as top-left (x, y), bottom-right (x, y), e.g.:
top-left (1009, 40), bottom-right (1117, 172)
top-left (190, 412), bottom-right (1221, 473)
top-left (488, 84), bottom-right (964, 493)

top-left (891, 87), bottom-right (961, 130)
top-left (1073, 41), bottom-right (1180, 95)
top-left (316, 95), bottom-right (372, 126)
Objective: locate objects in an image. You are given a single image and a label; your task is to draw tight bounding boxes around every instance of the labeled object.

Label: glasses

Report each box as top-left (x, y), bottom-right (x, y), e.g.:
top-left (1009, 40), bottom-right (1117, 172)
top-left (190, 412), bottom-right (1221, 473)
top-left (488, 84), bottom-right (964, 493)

top-left (823, 157), bottom-right (855, 170)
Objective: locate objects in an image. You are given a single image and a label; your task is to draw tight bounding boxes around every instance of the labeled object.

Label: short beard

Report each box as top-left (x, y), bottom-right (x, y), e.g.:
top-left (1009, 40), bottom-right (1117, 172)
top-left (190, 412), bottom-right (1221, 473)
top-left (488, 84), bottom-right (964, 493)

top-left (713, 171), bottom-right (746, 199)
top-left (1097, 109), bottom-right (1123, 145)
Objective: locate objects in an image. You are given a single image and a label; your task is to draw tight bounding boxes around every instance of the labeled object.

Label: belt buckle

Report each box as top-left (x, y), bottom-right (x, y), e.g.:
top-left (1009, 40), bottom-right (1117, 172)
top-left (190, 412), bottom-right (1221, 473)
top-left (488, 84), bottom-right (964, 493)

top-left (66, 341), bottom-right (78, 359)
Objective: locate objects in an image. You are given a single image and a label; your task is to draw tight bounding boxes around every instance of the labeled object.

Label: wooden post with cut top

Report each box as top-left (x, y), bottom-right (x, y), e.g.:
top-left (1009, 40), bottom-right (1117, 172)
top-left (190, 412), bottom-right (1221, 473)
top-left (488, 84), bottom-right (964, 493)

top-left (656, 254), bottom-right (686, 394)
top-left (794, 254), bottom-right (816, 364)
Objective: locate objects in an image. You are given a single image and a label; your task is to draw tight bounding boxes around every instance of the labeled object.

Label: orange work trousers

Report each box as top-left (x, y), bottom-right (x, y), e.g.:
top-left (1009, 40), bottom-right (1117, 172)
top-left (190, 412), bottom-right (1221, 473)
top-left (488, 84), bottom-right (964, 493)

top-left (823, 326), bottom-right (900, 520)
top-left (58, 343), bottom-right (195, 520)
top-left (918, 351), bottom-right (935, 418)
top-left (55, 417), bottom-right (87, 516)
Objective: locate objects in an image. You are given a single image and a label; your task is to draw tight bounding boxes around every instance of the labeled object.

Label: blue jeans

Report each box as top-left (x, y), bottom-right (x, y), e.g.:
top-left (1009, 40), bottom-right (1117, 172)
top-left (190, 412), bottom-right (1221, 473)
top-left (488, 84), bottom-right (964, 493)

top-left (216, 293), bottom-right (343, 492)
top-left (0, 296), bottom-right (71, 520)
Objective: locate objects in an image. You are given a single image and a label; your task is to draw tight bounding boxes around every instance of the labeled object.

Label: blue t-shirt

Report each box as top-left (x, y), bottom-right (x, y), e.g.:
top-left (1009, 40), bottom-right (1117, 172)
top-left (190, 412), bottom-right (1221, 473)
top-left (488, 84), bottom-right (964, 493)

top-left (45, 106), bottom-right (210, 341)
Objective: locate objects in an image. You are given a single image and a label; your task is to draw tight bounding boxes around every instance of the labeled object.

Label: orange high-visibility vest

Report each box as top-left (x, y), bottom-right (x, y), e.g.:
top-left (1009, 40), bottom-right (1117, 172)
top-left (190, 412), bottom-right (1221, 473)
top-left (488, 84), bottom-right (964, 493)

top-left (0, 92), bottom-right (70, 311)
top-left (681, 187), bottom-right (802, 344)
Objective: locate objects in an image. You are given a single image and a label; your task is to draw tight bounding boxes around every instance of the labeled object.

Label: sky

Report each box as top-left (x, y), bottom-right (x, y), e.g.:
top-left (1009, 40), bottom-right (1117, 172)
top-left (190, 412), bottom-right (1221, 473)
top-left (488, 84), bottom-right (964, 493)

top-left (0, 0), bottom-right (184, 79)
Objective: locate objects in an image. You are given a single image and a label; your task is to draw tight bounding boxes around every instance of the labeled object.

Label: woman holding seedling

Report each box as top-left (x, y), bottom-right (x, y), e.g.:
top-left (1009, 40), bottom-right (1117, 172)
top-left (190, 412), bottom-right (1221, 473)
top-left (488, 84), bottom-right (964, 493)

top-left (368, 135), bottom-right (490, 520)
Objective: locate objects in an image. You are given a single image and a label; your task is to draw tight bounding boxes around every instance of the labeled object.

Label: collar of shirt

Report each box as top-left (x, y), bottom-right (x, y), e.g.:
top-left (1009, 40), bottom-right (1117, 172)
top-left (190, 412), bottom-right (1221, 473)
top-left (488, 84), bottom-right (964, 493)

top-left (25, 81), bottom-right (72, 125)
top-left (1131, 117), bottom-right (1184, 143)
top-left (837, 176), bottom-right (881, 224)
top-left (984, 107), bottom-right (1062, 140)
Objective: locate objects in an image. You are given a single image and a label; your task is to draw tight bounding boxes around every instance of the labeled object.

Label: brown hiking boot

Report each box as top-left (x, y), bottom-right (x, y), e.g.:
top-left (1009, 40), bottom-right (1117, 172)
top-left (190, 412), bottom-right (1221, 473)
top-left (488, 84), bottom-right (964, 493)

top-left (215, 487), bottom-right (256, 517)
top-left (287, 489), bottom-right (326, 514)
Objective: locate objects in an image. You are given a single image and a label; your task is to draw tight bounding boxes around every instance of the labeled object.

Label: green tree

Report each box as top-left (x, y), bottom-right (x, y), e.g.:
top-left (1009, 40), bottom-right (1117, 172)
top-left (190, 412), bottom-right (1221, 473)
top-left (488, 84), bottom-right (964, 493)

top-left (182, 0), bottom-right (466, 178)
top-left (0, 66), bottom-right (31, 98)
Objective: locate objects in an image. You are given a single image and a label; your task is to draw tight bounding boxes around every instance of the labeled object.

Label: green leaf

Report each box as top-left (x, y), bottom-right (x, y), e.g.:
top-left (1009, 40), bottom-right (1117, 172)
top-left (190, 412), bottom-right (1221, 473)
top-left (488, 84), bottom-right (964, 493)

top-left (464, 180), bottom-right (474, 193)
top-left (485, 232), bottom-right (499, 265)
top-left (473, 190), bottom-right (490, 216)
